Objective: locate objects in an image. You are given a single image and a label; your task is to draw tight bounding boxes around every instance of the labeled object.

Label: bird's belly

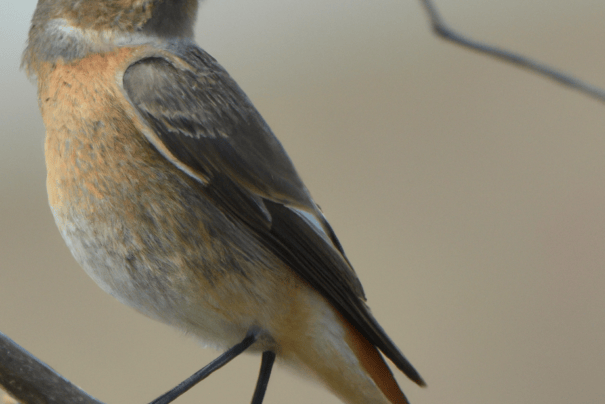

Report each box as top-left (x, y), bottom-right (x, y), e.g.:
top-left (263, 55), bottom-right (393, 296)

top-left (45, 125), bottom-right (292, 350)
top-left (52, 186), bottom-right (232, 343)
top-left (49, 167), bottom-right (292, 349)
top-left (53, 209), bottom-right (171, 321)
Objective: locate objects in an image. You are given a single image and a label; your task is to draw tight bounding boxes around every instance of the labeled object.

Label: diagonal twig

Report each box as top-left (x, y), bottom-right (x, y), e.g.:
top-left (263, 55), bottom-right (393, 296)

top-left (420, 0), bottom-right (605, 103)
top-left (0, 331), bottom-right (104, 404)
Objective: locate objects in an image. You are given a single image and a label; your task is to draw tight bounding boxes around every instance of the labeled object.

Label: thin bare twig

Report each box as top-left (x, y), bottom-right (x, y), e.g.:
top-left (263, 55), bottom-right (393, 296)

top-left (420, 0), bottom-right (605, 103)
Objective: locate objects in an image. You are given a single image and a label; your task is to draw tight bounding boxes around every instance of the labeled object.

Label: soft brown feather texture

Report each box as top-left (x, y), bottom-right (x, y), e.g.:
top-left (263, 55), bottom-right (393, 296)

top-left (24, 0), bottom-right (424, 402)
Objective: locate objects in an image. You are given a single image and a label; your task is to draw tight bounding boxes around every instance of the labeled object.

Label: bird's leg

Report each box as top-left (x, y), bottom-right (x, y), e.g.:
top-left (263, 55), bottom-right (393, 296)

top-left (250, 351), bottom-right (276, 404)
top-left (149, 332), bottom-right (257, 404)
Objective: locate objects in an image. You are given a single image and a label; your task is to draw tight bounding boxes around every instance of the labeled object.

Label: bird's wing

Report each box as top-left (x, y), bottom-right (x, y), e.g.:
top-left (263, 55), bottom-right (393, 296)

top-left (122, 44), bottom-right (423, 385)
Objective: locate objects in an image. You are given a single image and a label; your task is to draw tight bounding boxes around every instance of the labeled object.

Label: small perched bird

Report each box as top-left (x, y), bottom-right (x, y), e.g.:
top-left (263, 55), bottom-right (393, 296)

top-left (22, 1), bottom-right (424, 403)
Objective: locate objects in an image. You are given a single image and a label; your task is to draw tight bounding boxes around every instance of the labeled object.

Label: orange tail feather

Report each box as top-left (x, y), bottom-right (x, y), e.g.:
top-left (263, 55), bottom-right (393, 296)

top-left (340, 313), bottom-right (409, 404)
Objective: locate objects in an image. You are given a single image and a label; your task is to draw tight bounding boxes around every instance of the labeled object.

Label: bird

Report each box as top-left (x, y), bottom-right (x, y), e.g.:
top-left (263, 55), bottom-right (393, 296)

top-left (22, 1), bottom-right (425, 403)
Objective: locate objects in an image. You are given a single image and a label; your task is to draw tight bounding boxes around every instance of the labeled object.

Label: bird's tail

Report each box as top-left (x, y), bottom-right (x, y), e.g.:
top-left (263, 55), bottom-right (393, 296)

top-left (338, 312), bottom-right (410, 404)
top-left (278, 295), bottom-right (409, 404)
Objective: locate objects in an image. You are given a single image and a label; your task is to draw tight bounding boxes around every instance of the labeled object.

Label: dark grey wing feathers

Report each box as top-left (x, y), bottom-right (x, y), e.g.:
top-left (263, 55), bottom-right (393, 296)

top-left (123, 46), bottom-right (424, 386)
top-left (261, 201), bottom-right (424, 385)
top-left (124, 55), bottom-right (312, 207)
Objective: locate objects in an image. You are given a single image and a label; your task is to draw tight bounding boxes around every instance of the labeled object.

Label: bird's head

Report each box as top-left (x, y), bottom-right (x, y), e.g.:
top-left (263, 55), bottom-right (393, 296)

top-left (22, 0), bottom-right (199, 76)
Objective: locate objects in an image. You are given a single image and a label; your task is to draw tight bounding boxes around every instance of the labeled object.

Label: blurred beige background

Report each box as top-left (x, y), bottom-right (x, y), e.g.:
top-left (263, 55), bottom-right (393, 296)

top-left (1, 1), bottom-right (604, 403)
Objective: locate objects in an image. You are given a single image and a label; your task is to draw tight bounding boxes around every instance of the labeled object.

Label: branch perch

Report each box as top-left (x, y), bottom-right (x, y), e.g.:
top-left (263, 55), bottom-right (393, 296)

top-left (0, 331), bottom-right (104, 404)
